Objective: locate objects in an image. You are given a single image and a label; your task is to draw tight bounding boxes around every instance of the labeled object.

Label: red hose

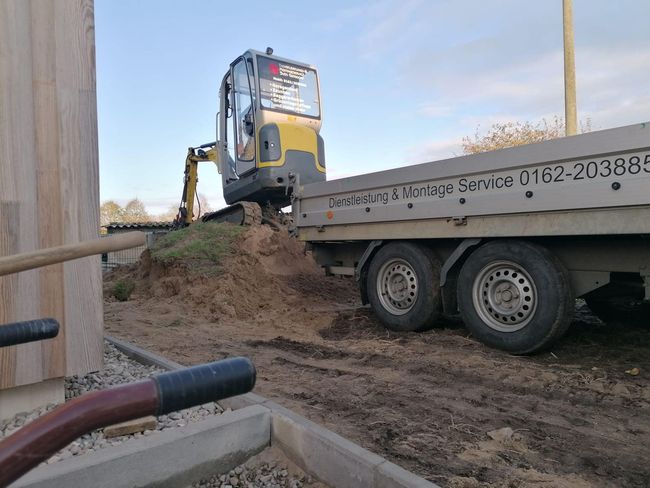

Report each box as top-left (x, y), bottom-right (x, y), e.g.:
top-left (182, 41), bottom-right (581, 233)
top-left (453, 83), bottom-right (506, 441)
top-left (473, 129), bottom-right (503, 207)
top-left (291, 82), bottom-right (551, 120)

top-left (0, 381), bottom-right (158, 487)
top-left (0, 357), bottom-right (255, 487)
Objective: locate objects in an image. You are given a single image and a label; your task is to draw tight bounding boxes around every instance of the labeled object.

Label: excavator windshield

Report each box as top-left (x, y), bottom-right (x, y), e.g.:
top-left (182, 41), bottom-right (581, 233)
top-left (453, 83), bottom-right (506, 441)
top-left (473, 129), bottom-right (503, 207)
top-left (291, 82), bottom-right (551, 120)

top-left (257, 56), bottom-right (320, 119)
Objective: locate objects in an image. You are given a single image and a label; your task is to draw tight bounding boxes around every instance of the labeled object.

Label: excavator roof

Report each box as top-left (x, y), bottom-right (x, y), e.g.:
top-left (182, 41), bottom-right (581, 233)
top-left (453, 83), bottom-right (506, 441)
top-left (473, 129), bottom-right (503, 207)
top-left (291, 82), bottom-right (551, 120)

top-left (240, 49), bottom-right (318, 70)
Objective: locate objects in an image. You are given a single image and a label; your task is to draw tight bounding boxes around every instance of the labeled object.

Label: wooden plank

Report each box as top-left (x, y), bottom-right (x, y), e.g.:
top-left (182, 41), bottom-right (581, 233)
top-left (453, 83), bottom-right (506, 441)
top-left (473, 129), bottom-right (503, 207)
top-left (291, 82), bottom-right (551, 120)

top-left (0, 0), bottom-right (103, 394)
top-left (104, 416), bottom-right (158, 438)
top-left (12, 0), bottom-right (50, 387)
top-left (0, 0), bottom-right (43, 389)
top-left (53, 0), bottom-right (104, 376)
top-left (0, 205), bottom-right (18, 388)
top-left (0, 1), bottom-right (19, 387)
top-left (31, 0), bottom-right (66, 380)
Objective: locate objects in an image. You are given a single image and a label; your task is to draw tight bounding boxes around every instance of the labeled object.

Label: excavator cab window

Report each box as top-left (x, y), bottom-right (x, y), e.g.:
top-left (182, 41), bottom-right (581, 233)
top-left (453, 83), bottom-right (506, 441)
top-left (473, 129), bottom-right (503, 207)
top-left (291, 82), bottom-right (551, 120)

top-left (257, 55), bottom-right (320, 118)
top-left (232, 58), bottom-right (256, 175)
top-left (224, 75), bottom-right (238, 180)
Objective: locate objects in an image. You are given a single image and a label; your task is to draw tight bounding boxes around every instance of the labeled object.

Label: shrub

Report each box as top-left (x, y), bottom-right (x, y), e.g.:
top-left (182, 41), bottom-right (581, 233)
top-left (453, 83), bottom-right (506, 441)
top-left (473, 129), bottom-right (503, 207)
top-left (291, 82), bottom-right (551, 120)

top-left (113, 280), bottom-right (135, 301)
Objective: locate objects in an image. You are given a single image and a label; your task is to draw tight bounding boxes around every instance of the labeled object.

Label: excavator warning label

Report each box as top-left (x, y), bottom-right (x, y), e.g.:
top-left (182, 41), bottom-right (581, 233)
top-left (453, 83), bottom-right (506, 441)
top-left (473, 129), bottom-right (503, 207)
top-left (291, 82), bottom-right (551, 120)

top-left (258, 56), bottom-right (320, 118)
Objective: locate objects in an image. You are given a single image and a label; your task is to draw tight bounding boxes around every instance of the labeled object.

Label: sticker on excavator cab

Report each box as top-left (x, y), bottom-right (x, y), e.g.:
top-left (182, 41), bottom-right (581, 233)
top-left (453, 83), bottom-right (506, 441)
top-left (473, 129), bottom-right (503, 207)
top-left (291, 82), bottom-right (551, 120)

top-left (258, 56), bottom-right (320, 118)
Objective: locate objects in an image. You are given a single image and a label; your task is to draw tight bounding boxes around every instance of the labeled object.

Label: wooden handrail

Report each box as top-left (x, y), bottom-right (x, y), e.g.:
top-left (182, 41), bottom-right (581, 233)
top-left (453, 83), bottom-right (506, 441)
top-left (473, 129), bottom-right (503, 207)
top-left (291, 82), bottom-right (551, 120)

top-left (0, 232), bottom-right (146, 277)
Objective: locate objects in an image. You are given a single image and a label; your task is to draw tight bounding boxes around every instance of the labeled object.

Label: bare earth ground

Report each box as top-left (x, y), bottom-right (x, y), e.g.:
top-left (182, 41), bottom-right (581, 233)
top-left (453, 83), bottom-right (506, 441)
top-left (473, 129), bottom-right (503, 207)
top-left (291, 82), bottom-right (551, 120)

top-left (104, 226), bottom-right (650, 488)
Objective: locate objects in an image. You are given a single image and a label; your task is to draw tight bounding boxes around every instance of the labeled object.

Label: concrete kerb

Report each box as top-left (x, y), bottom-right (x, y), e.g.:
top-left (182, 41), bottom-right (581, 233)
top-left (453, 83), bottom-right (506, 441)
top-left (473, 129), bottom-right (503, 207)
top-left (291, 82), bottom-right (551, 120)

top-left (12, 405), bottom-right (270, 488)
top-left (106, 336), bottom-right (441, 488)
top-left (106, 335), bottom-right (186, 371)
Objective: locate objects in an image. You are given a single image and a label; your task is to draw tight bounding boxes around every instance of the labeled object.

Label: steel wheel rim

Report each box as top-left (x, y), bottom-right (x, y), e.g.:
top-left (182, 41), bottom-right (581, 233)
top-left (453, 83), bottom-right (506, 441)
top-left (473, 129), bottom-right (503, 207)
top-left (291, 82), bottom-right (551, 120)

top-left (377, 258), bottom-right (418, 315)
top-left (472, 260), bottom-right (537, 332)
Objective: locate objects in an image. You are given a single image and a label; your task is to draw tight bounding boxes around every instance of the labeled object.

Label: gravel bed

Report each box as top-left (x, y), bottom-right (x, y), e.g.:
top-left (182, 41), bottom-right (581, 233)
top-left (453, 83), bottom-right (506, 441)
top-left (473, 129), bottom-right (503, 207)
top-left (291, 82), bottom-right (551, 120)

top-left (0, 341), bottom-right (224, 464)
top-left (190, 450), bottom-right (325, 488)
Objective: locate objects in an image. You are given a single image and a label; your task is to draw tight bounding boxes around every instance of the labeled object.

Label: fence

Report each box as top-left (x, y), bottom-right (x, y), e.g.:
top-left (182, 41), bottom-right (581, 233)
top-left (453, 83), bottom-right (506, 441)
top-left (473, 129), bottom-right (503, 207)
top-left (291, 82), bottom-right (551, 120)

top-left (101, 228), bottom-right (170, 270)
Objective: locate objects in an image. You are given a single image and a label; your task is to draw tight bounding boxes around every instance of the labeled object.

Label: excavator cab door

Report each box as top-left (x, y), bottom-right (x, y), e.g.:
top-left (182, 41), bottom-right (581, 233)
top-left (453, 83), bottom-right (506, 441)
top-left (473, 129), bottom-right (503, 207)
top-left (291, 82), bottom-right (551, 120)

top-left (225, 57), bottom-right (257, 178)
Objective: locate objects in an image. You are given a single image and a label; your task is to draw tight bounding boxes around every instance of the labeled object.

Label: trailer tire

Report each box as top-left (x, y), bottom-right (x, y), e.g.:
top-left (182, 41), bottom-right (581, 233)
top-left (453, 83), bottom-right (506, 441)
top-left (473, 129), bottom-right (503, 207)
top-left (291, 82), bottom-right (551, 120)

top-left (457, 240), bottom-right (573, 354)
top-left (367, 242), bottom-right (441, 332)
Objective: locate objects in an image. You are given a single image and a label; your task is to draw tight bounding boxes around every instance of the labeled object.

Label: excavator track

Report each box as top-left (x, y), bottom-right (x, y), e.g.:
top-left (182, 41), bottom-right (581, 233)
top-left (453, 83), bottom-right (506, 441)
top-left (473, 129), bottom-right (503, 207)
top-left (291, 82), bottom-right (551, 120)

top-left (200, 201), bottom-right (262, 226)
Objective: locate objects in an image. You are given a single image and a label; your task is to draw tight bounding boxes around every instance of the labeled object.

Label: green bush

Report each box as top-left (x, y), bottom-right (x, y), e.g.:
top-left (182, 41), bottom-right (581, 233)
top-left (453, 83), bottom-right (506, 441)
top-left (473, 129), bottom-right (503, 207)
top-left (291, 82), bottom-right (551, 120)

top-left (113, 280), bottom-right (135, 301)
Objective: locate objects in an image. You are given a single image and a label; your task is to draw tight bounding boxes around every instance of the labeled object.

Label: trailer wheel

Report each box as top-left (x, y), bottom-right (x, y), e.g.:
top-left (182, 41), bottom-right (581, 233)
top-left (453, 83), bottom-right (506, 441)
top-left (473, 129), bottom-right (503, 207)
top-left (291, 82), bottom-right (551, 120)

top-left (367, 242), bottom-right (441, 332)
top-left (457, 240), bottom-right (572, 354)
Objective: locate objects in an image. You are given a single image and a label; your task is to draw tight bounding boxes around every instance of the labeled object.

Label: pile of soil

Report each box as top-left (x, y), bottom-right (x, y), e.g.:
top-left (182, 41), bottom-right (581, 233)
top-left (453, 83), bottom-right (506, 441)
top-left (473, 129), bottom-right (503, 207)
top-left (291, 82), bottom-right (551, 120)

top-left (104, 224), bottom-right (358, 325)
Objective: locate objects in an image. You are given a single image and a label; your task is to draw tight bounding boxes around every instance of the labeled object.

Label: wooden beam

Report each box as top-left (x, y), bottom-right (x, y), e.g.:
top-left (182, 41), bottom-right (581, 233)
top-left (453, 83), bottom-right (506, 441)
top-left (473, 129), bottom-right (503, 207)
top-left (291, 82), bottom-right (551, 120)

top-left (0, 0), bottom-right (104, 393)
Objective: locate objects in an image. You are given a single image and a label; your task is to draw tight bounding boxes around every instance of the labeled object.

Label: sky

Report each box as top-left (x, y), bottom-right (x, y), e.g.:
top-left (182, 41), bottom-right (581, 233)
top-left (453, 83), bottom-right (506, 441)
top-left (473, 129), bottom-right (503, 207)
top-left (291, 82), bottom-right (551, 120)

top-left (95, 0), bottom-right (650, 215)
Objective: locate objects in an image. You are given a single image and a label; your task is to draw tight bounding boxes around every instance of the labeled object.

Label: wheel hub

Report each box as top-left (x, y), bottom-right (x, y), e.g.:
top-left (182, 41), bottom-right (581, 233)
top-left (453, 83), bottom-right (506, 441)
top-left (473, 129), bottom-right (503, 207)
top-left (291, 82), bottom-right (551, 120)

top-left (376, 259), bottom-right (418, 315)
top-left (472, 260), bottom-right (537, 332)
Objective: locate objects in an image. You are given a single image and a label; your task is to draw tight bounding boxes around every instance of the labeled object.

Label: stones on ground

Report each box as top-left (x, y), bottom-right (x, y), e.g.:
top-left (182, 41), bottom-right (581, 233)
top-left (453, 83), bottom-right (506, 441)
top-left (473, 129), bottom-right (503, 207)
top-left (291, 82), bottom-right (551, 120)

top-left (189, 460), bottom-right (316, 488)
top-left (0, 341), bottom-right (223, 464)
top-left (46, 455), bottom-right (60, 465)
top-left (487, 427), bottom-right (514, 443)
top-left (611, 382), bottom-right (631, 397)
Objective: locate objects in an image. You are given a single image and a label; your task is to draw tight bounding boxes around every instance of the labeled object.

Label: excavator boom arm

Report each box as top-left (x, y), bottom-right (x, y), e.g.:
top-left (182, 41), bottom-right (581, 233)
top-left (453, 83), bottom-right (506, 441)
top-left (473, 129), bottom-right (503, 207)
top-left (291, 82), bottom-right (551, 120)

top-left (174, 144), bottom-right (220, 227)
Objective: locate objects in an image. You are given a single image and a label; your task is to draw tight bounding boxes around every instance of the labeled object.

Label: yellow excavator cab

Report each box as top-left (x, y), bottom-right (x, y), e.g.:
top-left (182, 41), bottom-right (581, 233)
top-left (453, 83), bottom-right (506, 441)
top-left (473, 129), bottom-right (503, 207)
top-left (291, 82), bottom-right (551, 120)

top-left (174, 48), bottom-right (326, 227)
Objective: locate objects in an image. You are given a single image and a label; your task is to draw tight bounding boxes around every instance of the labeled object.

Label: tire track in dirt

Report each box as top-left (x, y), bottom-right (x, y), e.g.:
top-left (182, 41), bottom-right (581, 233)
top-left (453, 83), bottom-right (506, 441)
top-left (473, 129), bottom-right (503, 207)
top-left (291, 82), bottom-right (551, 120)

top-left (243, 316), bottom-right (650, 487)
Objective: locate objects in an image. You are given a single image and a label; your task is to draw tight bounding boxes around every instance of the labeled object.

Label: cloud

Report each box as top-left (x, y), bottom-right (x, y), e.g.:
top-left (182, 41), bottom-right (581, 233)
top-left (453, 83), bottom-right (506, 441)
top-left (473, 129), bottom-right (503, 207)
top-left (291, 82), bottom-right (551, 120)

top-left (317, 6), bottom-right (364, 32)
top-left (349, 0), bottom-right (649, 129)
top-left (410, 43), bottom-right (650, 129)
top-left (418, 103), bottom-right (454, 118)
top-left (409, 49), bottom-right (565, 118)
top-left (403, 41), bottom-right (650, 166)
top-left (354, 0), bottom-right (558, 64)
top-left (577, 47), bottom-right (650, 127)
top-left (405, 137), bottom-right (463, 164)
top-left (357, 0), bottom-right (426, 60)
top-left (361, 0), bottom-right (411, 39)
top-left (326, 166), bottom-right (370, 181)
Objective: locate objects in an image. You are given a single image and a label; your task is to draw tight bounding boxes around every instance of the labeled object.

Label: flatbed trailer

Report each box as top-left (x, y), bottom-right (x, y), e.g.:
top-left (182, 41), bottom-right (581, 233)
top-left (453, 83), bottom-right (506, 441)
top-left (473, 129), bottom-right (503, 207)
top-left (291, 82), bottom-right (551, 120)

top-left (293, 123), bottom-right (650, 353)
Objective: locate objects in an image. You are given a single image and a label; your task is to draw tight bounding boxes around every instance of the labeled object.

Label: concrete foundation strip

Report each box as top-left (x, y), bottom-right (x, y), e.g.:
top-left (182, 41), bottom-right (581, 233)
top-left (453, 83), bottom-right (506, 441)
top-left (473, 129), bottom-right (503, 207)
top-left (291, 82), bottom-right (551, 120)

top-left (12, 336), bottom-right (440, 488)
top-left (12, 406), bottom-right (270, 488)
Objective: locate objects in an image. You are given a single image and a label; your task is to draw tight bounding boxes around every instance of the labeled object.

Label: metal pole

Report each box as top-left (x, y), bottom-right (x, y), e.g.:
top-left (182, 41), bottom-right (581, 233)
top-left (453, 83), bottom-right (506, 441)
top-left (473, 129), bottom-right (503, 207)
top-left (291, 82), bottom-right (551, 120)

top-left (563, 0), bottom-right (577, 136)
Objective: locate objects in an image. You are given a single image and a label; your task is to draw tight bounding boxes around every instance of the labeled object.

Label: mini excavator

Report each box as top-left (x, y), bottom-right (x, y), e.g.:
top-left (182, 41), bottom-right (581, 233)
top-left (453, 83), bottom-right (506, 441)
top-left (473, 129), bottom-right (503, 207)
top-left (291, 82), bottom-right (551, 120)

top-left (173, 48), bottom-right (326, 228)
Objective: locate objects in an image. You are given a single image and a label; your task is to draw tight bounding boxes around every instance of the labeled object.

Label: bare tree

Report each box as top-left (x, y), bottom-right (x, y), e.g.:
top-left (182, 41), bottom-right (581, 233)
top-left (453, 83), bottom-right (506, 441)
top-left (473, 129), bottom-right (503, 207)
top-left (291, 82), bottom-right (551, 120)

top-left (197, 193), bottom-right (213, 216)
top-left (462, 116), bottom-right (591, 155)
top-left (100, 200), bottom-right (124, 226)
top-left (121, 198), bottom-right (151, 223)
top-left (156, 204), bottom-right (181, 222)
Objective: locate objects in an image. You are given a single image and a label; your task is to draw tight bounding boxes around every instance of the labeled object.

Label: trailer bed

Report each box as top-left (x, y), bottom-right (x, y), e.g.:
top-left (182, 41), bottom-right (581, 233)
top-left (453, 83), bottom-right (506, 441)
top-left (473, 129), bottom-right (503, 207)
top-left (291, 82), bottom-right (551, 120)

top-left (295, 123), bottom-right (650, 240)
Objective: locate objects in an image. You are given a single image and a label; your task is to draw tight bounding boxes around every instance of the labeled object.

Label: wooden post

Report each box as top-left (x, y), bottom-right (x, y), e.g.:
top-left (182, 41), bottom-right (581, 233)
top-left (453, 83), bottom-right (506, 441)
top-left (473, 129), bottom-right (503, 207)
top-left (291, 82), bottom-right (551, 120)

top-left (563, 0), bottom-right (578, 136)
top-left (0, 0), bottom-right (103, 418)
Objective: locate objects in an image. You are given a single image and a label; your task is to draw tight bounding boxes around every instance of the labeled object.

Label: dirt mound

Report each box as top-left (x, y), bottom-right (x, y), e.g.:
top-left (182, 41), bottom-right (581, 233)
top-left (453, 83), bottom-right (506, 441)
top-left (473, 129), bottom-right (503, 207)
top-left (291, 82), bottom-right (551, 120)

top-left (104, 223), bottom-right (356, 323)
